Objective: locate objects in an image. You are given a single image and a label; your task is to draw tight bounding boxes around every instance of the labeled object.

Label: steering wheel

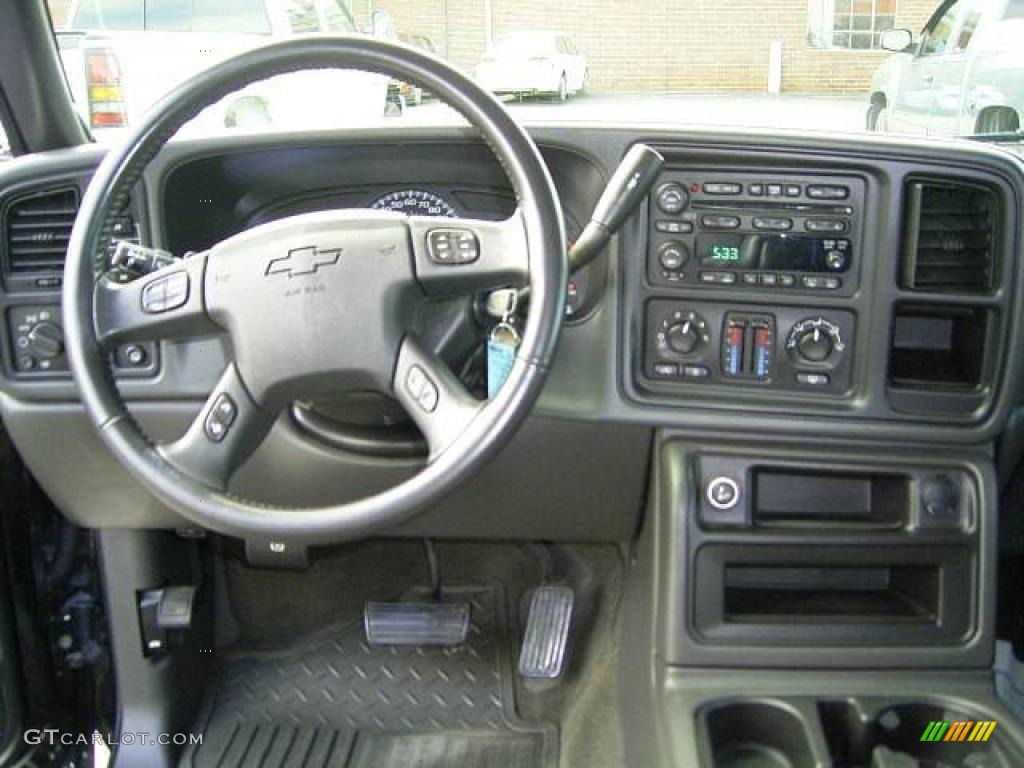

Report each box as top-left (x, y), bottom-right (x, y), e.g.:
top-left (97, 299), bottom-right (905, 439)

top-left (63, 37), bottom-right (566, 552)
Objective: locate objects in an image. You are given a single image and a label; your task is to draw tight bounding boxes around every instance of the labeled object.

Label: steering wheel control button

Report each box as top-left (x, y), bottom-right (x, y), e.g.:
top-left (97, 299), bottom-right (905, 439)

top-left (706, 476), bottom-right (741, 511)
top-left (204, 394), bottom-right (237, 443)
top-left (142, 271), bottom-right (189, 313)
top-left (428, 229), bottom-right (479, 265)
top-left (406, 365), bottom-right (439, 413)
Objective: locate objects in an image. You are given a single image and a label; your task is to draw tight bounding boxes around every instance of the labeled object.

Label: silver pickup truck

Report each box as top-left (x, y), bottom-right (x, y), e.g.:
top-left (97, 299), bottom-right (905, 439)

top-left (868, 0), bottom-right (1024, 136)
top-left (56, 0), bottom-right (392, 140)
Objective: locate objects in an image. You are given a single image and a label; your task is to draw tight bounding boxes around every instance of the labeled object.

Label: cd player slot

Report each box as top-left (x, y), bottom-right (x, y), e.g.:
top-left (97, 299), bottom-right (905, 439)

top-left (692, 200), bottom-right (854, 214)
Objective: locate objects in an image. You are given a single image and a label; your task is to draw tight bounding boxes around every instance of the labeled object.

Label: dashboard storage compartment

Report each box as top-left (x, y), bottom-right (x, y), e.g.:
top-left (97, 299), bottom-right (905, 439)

top-left (888, 305), bottom-right (989, 390)
top-left (694, 545), bottom-right (974, 646)
top-left (753, 469), bottom-right (908, 528)
top-left (702, 700), bottom-right (821, 768)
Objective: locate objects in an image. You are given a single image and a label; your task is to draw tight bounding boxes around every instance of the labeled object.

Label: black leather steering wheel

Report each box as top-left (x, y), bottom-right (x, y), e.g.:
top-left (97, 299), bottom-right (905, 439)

top-left (63, 36), bottom-right (566, 551)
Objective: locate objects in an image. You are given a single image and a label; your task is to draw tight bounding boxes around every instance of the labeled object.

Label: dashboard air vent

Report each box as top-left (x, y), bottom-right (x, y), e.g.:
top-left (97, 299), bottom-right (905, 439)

top-left (901, 180), bottom-right (997, 294)
top-left (4, 187), bottom-right (79, 274)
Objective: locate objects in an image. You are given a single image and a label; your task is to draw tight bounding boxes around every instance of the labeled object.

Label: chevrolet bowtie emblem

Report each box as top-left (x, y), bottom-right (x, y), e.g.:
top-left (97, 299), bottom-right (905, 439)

top-left (266, 246), bottom-right (342, 278)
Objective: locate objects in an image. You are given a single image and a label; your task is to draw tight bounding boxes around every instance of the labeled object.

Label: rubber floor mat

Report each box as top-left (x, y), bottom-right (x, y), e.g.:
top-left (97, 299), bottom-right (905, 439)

top-left (182, 587), bottom-right (557, 768)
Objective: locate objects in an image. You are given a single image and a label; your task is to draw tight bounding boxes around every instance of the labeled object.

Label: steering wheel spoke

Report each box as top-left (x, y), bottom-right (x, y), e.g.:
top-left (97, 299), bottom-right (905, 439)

top-left (393, 335), bottom-right (483, 460)
top-left (408, 210), bottom-right (529, 296)
top-left (159, 364), bottom-right (276, 491)
top-left (94, 253), bottom-right (217, 348)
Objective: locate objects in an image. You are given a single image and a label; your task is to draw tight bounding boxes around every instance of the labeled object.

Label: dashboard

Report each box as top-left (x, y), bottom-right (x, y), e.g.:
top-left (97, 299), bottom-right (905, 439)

top-left (0, 124), bottom-right (1022, 538)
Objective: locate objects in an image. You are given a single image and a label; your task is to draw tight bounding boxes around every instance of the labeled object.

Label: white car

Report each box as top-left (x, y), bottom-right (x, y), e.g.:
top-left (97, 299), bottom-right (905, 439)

top-left (868, 0), bottom-right (1024, 136)
top-left (57, 0), bottom-right (393, 141)
top-left (475, 32), bottom-right (588, 101)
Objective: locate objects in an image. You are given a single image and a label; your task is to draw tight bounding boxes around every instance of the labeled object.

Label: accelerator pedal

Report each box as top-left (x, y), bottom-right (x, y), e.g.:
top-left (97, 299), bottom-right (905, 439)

top-left (518, 585), bottom-right (574, 679)
top-left (364, 601), bottom-right (470, 647)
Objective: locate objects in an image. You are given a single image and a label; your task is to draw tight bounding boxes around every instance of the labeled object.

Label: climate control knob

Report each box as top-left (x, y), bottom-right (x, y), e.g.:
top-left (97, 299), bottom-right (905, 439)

top-left (667, 321), bottom-right (701, 354)
top-left (658, 310), bottom-right (710, 357)
top-left (786, 317), bottom-right (844, 365)
top-left (796, 327), bottom-right (833, 362)
top-left (26, 321), bottom-right (64, 360)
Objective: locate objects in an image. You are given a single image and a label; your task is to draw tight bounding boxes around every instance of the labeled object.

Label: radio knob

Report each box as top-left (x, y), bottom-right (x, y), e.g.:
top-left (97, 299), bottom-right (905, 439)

top-left (655, 183), bottom-right (689, 214)
top-left (796, 327), bottom-right (833, 362)
top-left (658, 241), bottom-right (690, 271)
top-left (666, 319), bottom-right (702, 355)
top-left (26, 320), bottom-right (64, 360)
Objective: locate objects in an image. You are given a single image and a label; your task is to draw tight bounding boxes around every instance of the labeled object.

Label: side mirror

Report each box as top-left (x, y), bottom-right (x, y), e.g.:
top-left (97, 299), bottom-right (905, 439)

top-left (880, 28), bottom-right (914, 52)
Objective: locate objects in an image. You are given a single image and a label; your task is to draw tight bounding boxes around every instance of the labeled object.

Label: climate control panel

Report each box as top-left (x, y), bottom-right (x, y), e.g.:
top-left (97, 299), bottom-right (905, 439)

top-left (642, 300), bottom-right (854, 396)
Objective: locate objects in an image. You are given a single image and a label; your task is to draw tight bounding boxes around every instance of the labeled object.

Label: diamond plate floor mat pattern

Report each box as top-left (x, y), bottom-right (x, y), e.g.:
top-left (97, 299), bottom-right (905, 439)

top-left (182, 587), bottom-right (556, 768)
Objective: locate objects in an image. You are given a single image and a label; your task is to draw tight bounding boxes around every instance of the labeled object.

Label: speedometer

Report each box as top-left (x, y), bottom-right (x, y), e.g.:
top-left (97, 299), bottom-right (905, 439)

top-left (370, 189), bottom-right (457, 217)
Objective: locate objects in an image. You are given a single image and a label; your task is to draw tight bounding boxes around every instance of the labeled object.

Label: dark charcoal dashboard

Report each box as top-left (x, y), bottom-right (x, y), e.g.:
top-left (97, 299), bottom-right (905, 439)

top-left (0, 125), bottom-right (1022, 546)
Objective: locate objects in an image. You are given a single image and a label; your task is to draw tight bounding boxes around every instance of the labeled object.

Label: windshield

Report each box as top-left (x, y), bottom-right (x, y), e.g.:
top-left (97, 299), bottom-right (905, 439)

top-left (41, 0), bottom-right (1024, 145)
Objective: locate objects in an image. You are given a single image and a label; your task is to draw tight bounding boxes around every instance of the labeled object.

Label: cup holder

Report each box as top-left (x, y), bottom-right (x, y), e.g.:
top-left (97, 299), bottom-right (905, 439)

top-left (703, 700), bottom-right (818, 768)
top-left (819, 699), bottom-right (1013, 767)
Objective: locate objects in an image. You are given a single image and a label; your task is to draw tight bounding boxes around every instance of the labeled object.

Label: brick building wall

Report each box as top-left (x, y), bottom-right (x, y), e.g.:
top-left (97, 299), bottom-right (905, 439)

top-left (369, 0), bottom-right (940, 94)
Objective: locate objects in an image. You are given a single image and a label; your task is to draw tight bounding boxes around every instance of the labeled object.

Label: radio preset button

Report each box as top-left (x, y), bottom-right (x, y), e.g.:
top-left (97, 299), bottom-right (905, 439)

top-left (703, 182), bottom-right (742, 195)
top-left (807, 184), bottom-right (850, 200)
top-left (701, 215), bottom-right (741, 229)
top-left (700, 271), bottom-right (737, 284)
top-left (760, 273), bottom-right (778, 286)
top-left (748, 183), bottom-right (764, 196)
top-left (777, 274), bottom-right (796, 287)
top-left (785, 185), bottom-right (802, 197)
top-left (655, 220), bottom-right (693, 234)
top-left (753, 217), bottom-right (793, 231)
top-left (805, 219), bottom-right (847, 233)
top-left (766, 184), bottom-right (784, 196)
top-left (741, 273), bottom-right (758, 285)
top-left (801, 275), bottom-right (841, 290)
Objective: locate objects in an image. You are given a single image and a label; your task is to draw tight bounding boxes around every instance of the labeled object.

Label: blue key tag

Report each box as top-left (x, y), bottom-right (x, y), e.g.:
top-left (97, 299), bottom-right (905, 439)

top-left (487, 322), bottom-right (520, 398)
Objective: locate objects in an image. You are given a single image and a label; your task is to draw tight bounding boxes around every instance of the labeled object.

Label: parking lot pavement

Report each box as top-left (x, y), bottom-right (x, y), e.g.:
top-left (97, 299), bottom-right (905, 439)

top-left (403, 91), bottom-right (868, 134)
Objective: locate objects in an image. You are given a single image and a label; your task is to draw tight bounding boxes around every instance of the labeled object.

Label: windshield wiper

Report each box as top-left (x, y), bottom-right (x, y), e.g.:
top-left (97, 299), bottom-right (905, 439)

top-left (968, 130), bottom-right (1024, 144)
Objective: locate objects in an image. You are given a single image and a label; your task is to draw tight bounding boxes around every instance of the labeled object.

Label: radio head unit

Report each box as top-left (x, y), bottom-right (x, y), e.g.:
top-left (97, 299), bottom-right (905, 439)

top-left (648, 172), bottom-right (865, 296)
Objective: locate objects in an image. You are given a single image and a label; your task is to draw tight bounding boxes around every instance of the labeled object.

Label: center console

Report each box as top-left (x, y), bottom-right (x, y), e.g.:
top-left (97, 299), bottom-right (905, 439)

top-left (639, 170), bottom-right (864, 398)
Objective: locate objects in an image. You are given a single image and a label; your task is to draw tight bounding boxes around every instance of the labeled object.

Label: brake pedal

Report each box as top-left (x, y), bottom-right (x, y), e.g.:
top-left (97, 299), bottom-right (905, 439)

top-left (364, 601), bottom-right (470, 647)
top-left (518, 585), bottom-right (574, 679)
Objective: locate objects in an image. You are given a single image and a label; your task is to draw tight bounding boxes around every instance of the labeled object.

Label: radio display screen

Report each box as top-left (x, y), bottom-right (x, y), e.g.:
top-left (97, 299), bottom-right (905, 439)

top-left (697, 234), bottom-right (849, 273)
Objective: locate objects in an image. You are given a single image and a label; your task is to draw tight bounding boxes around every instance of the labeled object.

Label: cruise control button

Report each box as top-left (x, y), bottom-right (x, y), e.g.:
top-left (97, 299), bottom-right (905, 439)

top-left (807, 184), bottom-right (849, 200)
top-left (753, 217), bottom-right (792, 231)
top-left (141, 271), bottom-right (189, 314)
top-left (701, 215), bottom-right (741, 229)
top-left (805, 219), bottom-right (847, 233)
top-left (204, 393), bottom-right (237, 443)
top-left (406, 364), bottom-right (439, 412)
top-left (428, 229), bottom-right (479, 265)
